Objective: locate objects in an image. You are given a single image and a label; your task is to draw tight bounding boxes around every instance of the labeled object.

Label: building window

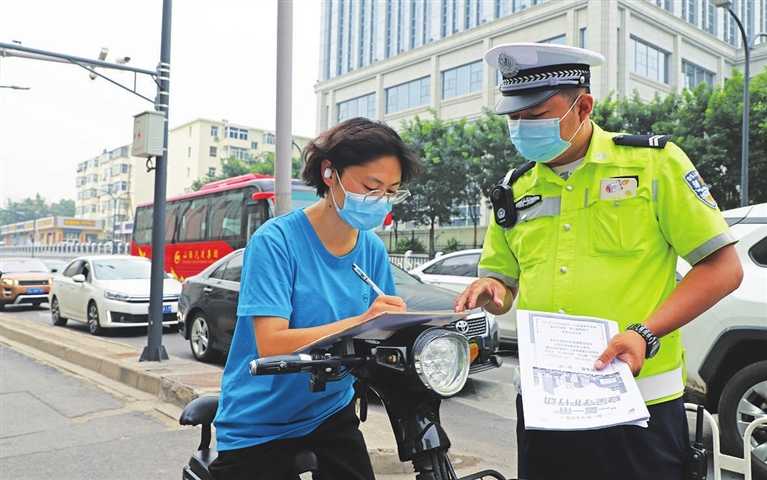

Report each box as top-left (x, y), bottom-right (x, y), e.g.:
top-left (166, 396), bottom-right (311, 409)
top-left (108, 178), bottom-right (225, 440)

top-left (464, 0), bottom-right (471, 29)
top-left (409, 0), bottom-right (417, 49)
top-left (323, 0), bottom-right (332, 80)
top-left (682, 0), bottom-right (697, 24)
top-left (655, 0), bottom-right (672, 11)
top-left (230, 146), bottom-right (250, 161)
top-left (359, 0), bottom-right (367, 67)
top-left (210, 126), bottom-right (218, 137)
top-left (264, 133), bottom-right (275, 145)
top-left (337, 93), bottom-right (377, 122)
top-left (385, 76), bottom-right (430, 114)
top-left (396, 0), bottom-right (404, 54)
top-left (187, 146), bottom-right (191, 158)
top-left (337, 0), bottom-right (345, 75)
top-left (208, 167), bottom-right (216, 177)
top-left (540, 34), bottom-right (566, 45)
top-left (451, 0), bottom-right (458, 33)
top-left (251, 141), bottom-right (258, 150)
top-left (579, 27), bottom-right (587, 48)
top-left (226, 127), bottom-right (248, 140)
top-left (513, 0), bottom-right (532, 12)
top-left (442, 61), bottom-right (483, 100)
top-left (121, 164), bottom-right (129, 174)
top-left (385, 0), bottom-right (393, 58)
top-left (440, 0), bottom-right (448, 37)
top-left (631, 36), bottom-right (669, 84)
top-left (209, 146), bottom-right (217, 157)
top-left (704, 0), bottom-right (717, 34)
top-left (683, 60), bottom-right (715, 89)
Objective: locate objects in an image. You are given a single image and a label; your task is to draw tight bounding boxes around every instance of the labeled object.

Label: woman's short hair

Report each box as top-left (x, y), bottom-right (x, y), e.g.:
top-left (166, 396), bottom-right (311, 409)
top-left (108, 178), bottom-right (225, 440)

top-left (302, 117), bottom-right (421, 197)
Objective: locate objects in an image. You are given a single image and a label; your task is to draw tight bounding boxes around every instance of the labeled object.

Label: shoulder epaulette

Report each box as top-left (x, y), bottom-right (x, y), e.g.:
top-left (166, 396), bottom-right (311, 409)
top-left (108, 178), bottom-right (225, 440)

top-left (612, 134), bottom-right (671, 149)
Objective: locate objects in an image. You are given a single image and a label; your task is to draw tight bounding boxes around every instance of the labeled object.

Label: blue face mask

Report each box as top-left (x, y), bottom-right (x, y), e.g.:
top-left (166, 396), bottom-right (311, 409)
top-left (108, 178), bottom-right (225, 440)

top-left (507, 96), bottom-right (585, 164)
top-left (330, 172), bottom-right (393, 231)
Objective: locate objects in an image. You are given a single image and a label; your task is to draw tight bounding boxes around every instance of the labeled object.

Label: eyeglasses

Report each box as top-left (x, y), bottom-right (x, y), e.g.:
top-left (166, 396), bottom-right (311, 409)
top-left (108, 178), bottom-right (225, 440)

top-left (361, 189), bottom-right (411, 205)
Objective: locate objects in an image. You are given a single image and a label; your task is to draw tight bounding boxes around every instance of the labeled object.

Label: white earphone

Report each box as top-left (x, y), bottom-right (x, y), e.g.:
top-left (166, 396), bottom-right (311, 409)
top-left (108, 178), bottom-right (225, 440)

top-left (323, 167), bottom-right (332, 179)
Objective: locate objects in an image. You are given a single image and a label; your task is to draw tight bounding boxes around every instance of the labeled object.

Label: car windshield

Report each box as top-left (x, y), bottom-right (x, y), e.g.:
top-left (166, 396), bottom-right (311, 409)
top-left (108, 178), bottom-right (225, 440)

top-left (0, 259), bottom-right (48, 274)
top-left (93, 259), bottom-right (152, 280)
top-left (391, 264), bottom-right (422, 286)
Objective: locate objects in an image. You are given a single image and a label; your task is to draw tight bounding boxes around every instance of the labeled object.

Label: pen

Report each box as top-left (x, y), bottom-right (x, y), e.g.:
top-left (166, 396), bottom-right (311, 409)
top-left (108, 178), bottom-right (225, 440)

top-left (352, 263), bottom-right (385, 298)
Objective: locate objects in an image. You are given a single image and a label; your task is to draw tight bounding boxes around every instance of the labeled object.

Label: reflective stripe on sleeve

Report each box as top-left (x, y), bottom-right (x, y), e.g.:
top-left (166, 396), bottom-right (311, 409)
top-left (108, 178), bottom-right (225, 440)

top-left (636, 366), bottom-right (684, 403)
top-left (684, 231), bottom-right (737, 265)
top-left (477, 268), bottom-right (519, 289)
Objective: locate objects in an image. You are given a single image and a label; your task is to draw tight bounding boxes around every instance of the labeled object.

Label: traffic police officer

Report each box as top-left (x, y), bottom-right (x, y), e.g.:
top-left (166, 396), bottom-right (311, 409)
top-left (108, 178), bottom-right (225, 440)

top-left (454, 43), bottom-right (744, 480)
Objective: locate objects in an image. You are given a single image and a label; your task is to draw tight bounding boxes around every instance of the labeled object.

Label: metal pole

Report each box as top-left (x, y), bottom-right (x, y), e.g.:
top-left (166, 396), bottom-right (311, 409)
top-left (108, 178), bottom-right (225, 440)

top-left (140, 0), bottom-right (172, 362)
top-left (274, 0), bottom-right (293, 216)
top-left (728, 8), bottom-right (750, 207)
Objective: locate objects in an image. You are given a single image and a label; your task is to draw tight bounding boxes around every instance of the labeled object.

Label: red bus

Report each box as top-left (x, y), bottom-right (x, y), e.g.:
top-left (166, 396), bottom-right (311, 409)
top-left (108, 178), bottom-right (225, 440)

top-left (131, 174), bottom-right (319, 280)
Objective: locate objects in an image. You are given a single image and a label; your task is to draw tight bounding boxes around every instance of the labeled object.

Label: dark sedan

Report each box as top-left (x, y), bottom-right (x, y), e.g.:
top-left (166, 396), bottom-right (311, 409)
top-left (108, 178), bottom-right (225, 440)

top-left (178, 249), bottom-right (499, 372)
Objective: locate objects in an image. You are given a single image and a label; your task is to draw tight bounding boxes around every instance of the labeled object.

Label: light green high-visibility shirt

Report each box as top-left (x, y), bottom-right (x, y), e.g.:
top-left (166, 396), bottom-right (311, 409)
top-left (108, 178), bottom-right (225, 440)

top-left (479, 123), bottom-right (734, 405)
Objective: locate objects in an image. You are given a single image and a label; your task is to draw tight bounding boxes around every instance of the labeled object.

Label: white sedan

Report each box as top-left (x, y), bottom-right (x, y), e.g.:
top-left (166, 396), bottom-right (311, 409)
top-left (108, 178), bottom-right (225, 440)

top-left (49, 255), bottom-right (182, 335)
top-left (409, 249), bottom-right (518, 344)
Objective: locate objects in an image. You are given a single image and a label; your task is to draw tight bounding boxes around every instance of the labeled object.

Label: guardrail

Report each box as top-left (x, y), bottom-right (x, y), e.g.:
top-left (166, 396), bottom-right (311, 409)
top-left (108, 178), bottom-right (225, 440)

top-left (389, 251), bottom-right (432, 271)
top-left (0, 242), bottom-right (131, 259)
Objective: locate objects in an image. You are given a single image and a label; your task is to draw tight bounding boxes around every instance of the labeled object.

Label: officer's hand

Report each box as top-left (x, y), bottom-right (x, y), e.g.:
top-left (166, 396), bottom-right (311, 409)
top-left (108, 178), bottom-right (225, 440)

top-left (360, 295), bottom-right (407, 323)
top-left (594, 331), bottom-right (646, 376)
top-left (454, 278), bottom-right (505, 313)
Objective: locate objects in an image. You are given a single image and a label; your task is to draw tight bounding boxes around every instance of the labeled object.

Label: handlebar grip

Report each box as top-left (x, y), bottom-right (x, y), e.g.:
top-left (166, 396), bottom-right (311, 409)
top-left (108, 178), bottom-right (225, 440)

top-left (249, 354), bottom-right (313, 376)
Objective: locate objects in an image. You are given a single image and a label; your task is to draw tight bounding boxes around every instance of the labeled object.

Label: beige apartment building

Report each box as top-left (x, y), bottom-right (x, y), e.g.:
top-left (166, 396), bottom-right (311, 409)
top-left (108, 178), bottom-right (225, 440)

top-left (166, 118), bottom-right (312, 198)
top-left (316, 0), bottom-right (766, 230)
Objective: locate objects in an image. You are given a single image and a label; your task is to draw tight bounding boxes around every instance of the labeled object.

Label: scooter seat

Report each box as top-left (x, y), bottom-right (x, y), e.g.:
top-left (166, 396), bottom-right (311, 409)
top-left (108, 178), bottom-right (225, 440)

top-left (180, 396), bottom-right (219, 426)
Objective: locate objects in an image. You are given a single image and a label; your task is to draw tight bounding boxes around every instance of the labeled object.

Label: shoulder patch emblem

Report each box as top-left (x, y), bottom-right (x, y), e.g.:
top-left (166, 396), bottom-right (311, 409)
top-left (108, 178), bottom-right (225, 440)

top-left (515, 194), bottom-right (542, 210)
top-left (612, 134), bottom-right (670, 149)
top-left (684, 170), bottom-right (717, 209)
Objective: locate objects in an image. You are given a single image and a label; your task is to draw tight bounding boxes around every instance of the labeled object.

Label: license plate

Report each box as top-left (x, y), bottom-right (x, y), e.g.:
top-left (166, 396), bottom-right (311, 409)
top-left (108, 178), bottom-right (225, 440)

top-left (163, 304), bottom-right (175, 314)
top-left (27, 288), bottom-right (44, 294)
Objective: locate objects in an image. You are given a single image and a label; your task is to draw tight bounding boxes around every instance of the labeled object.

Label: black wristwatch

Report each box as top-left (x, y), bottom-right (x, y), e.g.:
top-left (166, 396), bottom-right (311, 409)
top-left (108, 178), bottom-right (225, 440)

top-left (627, 324), bottom-right (660, 359)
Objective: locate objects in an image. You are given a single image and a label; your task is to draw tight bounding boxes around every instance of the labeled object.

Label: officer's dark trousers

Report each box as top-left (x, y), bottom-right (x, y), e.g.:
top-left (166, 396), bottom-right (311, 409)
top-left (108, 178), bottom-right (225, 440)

top-left (516, 394), bottom-right (689, 480)
top-left (209, 400), bottom-right (375, 480)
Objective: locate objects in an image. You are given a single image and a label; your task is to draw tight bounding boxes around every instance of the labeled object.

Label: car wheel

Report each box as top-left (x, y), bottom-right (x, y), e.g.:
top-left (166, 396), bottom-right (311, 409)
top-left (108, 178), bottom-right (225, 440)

top-left (50, 297), bottom-right (67, 326)
top-left (189, 313), bottom-right (218, 362)
top-left (87, 301), bottom-right (103, 336)
top-left (718, 360), bottom-right (767, 480)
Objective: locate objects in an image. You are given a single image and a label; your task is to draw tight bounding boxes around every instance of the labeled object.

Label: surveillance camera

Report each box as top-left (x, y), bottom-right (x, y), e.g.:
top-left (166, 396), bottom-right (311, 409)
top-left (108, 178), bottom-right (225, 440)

top-left (116, 56), bottom-right (131, 65)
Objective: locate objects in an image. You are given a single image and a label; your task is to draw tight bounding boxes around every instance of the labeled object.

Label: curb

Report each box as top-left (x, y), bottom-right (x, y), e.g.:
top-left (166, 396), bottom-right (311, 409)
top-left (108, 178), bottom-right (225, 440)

top-left (0, 313), bottom-right (221, 408)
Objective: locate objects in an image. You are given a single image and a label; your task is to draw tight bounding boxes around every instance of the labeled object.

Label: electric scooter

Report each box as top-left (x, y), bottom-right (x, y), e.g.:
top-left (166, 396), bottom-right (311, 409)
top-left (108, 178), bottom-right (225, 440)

top-left (181, 315), bottom-right (509, 480)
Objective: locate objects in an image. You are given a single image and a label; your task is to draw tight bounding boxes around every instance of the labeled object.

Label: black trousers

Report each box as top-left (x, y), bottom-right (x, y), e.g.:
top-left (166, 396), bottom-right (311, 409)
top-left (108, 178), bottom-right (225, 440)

top-left (516, 394), bottom-right (689, 480)
top-left (209, 400), bottom-right (375, 480)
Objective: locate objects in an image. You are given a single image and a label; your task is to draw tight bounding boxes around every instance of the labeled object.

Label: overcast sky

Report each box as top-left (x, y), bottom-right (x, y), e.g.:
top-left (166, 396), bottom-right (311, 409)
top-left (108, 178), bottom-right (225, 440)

top-left (0, 0), bottom-right (321, 206)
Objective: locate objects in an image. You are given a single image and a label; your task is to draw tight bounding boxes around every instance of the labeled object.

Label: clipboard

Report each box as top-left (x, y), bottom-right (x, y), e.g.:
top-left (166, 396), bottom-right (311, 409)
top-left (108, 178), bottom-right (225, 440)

top-left (295, 310), bottom-right (469, 353)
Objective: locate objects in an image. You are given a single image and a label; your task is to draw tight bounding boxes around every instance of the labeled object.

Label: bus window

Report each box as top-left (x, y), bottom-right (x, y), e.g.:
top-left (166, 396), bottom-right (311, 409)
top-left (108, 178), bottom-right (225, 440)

top-left (209, 190), bottom-right (244, 241)
top-left (245, 201), bottom-right (269, 239)
top-left (179, 198), bottom-right (210, 242)
top-left (164, 203), bottom-right (179, 243)
top-left (133, 206), bottom-right (154, 244)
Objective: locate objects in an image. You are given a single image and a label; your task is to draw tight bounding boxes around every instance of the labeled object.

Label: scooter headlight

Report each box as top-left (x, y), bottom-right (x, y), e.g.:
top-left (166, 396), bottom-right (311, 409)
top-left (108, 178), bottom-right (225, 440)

top-left (413, 329), bottom-right (470, 397)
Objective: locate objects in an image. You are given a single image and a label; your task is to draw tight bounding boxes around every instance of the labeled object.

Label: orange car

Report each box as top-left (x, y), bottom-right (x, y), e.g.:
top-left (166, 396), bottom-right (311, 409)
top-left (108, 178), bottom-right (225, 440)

top-left (0, 257), bottom-right (52, 310)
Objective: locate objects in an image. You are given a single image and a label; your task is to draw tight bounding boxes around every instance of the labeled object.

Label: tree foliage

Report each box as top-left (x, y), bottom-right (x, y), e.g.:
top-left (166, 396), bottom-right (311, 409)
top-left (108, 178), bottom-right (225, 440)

top-left (0, 195), bottom-right (76, 225)
top-left (190, 154), bottom-right (303, 191)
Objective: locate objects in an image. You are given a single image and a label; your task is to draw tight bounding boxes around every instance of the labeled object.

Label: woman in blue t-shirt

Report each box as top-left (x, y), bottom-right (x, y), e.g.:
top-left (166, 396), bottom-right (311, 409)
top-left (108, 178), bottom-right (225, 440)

top-left (210, 118), bottom-right (421, 480)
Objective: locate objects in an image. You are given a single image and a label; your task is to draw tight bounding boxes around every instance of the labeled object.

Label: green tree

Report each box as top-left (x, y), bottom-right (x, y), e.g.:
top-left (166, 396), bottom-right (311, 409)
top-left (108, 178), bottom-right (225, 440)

top-left (191, 154), bottom-right (303, 191)
top-left (0, 195), bottom-right (76, 225)
top-left (398, 115), bottom-right (465, 257)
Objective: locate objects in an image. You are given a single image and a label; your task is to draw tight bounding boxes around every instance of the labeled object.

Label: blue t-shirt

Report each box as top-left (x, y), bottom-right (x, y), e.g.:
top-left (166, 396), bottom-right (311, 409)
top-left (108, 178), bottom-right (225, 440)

top-left (214, 209), bottom-right (396, 451)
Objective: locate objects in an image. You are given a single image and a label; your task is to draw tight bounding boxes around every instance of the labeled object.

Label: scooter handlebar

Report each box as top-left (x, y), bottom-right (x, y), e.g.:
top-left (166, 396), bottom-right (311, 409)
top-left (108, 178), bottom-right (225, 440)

top-left (249, 354), bottom-right (314, 376)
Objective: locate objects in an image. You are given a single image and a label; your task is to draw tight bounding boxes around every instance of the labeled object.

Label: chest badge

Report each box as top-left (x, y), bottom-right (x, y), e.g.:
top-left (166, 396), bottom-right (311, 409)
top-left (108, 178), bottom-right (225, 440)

top-left (515, 195), bottom-right (542, 210)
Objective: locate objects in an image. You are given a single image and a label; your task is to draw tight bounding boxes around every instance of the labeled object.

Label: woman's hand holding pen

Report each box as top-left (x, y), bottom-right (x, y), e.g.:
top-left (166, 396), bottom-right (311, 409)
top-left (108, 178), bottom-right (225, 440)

top-left (359, 295), bottom-right (407, 323)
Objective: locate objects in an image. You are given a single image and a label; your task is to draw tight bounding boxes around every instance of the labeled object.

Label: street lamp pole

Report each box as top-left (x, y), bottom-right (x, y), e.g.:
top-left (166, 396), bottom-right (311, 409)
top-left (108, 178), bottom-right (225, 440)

top-left (715, 1), bottom-right (755, 207)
